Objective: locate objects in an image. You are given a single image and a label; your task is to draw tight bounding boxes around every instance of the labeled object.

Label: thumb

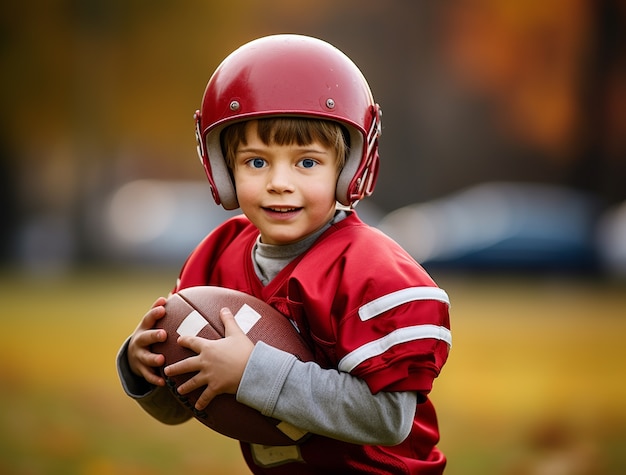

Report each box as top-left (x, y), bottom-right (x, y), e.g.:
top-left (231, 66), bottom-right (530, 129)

top-left (220, 307), bottom-right (244, 337)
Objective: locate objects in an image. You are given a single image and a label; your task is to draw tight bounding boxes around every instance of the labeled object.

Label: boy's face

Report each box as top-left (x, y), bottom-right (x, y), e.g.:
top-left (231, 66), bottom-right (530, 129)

top-left (233, 121), bottom-right (339, 245)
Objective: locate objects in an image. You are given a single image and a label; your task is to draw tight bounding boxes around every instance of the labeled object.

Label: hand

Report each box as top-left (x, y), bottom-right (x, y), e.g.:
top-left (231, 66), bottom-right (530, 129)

top-left (164, 307), bottom-right (255, 411)
top-left (127, 297), bottom-right (168, 386)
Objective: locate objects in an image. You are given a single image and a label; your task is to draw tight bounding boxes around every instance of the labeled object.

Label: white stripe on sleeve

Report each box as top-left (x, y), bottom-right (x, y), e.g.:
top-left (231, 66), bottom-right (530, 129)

top-left (358, 287), bottom-right (450, 321)
top-left (338, 324), bottom-right (452, 373)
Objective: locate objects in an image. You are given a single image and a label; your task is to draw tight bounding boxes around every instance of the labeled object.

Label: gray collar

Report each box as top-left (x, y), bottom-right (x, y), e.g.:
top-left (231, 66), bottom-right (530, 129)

top-left (252, 210), bottom-right (348, 285)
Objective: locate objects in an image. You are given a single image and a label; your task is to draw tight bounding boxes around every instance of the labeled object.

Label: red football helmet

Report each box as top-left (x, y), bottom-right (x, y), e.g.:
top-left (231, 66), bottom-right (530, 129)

top-left (194, 34), bottom-right (382, 210)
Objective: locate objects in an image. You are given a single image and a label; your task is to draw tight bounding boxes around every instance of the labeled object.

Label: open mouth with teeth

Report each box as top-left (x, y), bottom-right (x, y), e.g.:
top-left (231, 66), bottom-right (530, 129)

top-left (264, 207), bottom-right (301, 213)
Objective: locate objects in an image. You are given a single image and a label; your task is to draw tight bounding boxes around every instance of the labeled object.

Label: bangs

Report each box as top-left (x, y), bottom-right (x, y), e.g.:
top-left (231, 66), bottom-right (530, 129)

top-left (256, 118), bottom-right (346, 150)
top-left (221, 117), bottom-right (348, 169)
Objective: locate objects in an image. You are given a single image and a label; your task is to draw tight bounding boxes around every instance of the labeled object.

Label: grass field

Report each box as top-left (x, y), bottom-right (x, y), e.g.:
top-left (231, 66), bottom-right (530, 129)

top-left (1, 268), bottom-right (625, 474)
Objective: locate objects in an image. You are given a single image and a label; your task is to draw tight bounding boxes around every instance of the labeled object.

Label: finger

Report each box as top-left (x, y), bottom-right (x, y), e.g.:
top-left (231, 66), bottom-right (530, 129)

top-left (141, 348), bottom-right (166, 368)
top-left (151, 296), bottom-right (167, 309)
top-left (175, 373), bottom-right (203, 396)
top-left (176, 334), bottom-right (207, 353)
top-left (142, 368), bottom-right (166, 387)
top-left (141, 305), bottom-right (167, 330)
top-left (164, 354), bottom-right (198, 377)
top-left (133, 353), bottom-right (166, 386)
top-left (195, 386), bottom-right (217, 410)
top-left (135, 328), bottom-right (167, 348)
top-left (220, 307), bottom-right (243, 337)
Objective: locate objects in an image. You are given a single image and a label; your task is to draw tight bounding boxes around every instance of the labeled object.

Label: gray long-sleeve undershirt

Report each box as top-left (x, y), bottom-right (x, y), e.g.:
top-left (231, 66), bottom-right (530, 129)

top-left (238, 341), bottom-right (416, 445)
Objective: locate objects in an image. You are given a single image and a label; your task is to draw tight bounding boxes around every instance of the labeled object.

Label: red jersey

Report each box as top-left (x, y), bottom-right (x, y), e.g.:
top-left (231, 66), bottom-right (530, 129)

top-left (175, 211), bottom-right (451, 474)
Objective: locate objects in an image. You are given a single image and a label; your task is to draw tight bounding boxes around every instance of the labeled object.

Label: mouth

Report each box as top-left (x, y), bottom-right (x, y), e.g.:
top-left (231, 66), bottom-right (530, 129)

top-left (264, 206), bottom-right (301, 213)
top-left (262, 206), bottom-right (303, 220)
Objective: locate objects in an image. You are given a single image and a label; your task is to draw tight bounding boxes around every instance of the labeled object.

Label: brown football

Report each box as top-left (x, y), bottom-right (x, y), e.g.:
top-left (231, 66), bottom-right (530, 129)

top-left (152, 285), bottom-right (313, 445)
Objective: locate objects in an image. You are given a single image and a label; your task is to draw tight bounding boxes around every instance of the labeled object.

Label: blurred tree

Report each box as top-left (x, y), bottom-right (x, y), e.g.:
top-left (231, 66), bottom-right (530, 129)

top-left (442, 0), bottom-right (626, 204)
top-left (572, 0), bottom-right (626, 204)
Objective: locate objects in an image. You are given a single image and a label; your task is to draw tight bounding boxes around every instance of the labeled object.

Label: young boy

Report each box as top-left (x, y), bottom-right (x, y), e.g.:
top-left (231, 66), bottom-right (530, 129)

top-left (117, 34), bottom-right (452, 474)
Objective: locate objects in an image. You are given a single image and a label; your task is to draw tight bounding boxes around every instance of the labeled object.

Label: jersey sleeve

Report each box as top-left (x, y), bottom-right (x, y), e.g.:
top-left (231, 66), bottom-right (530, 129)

top-left (337, 232), bottom-right (451, 395)
top-left (337, 286), bottom-right (451, 395)
top-left (292, 223), bottom-right (452, 397)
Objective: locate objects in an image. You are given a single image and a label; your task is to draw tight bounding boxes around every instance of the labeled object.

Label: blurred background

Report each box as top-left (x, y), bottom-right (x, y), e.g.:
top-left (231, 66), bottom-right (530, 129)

top-left (1, 0), bottom-right (625, 474)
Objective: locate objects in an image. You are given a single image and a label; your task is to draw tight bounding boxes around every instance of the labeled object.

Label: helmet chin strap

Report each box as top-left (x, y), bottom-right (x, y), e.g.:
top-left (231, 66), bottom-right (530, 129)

top-left (342, 104), bottom-right (382, 206)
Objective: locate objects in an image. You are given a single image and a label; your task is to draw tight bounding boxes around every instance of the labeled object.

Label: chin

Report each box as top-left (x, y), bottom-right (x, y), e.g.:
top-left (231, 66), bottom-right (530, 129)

top-left (261, 231), bottom-right (304, 245)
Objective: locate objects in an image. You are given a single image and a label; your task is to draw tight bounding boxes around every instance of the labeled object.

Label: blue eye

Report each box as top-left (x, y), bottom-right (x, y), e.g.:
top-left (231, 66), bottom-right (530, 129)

top-left (250, 158), bottom-right (266, 168)
top-left (299, 158), bottom-right (316, 169)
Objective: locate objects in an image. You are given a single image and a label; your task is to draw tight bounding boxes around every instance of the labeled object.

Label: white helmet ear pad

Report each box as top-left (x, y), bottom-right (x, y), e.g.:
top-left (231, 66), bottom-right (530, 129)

top-left (336, 126), bottom-right (364, 207)
top-left (205, 127), bottom-right (239, 210)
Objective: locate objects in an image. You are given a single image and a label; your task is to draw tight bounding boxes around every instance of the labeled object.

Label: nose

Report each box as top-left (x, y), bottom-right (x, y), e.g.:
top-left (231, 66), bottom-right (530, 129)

top-left (266, 163), bottom-right (295, 193)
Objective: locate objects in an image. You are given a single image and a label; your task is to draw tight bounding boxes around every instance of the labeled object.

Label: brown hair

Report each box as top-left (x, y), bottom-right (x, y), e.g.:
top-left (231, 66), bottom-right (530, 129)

top-left (221, 117), bottom-right (349, 171)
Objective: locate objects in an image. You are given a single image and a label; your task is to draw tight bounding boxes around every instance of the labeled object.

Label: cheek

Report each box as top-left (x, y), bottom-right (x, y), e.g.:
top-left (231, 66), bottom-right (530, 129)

top-left (233, 174), bottom-right (256, 200)
top-left (306, 173), bottom-right (338, 201)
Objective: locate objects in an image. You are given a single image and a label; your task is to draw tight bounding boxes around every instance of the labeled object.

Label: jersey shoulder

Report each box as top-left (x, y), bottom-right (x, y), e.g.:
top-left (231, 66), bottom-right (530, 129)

top-left (176, 214), bottom-right (257, 289)
top-left (324, 211), bottom-right (428, 273)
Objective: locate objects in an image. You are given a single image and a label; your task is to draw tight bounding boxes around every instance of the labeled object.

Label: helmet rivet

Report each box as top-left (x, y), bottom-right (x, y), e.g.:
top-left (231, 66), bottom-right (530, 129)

top-left (229, 100), bottom-right (240, 111)
top-left (326, 98), bottom-right (335, 109)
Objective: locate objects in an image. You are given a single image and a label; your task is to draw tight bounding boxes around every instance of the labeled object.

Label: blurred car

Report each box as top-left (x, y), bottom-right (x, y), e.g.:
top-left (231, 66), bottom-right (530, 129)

top-left (378, 182), bottom-right (603, 273)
